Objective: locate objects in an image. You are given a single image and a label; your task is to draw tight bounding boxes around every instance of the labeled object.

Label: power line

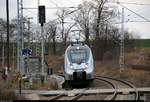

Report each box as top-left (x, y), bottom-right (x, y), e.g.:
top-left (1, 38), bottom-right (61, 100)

top-left (109, 20), bottom-right (150, 24)
top-left (23, 8), bottom-right (70, 25)
top-left (23, 7), bottom-right (78, 9)
top-left (46, 7), bottom-right (81, 24)
top-left (23, 9), bottom-right (37, 15)
top-left (118, 3), bottom-right (150, 22)
top-left (127, 6), bottom-right (149, 21)
top-left (49, 0), bottom-right (59, 7)
top-left (48, 0), bottom-right (78, 10)
top-left (118, 1), bottom-right (150, 6)
top-left (68, 0), bottom-right (76, 7)
top-left (108, 1), bottom-right (150, 5)
top-left (127, 20), bottom-right (150, 22)
top-left (23, 6), bottom-right (78, 25)
top-left (107, 1), bottom-right (150, 21)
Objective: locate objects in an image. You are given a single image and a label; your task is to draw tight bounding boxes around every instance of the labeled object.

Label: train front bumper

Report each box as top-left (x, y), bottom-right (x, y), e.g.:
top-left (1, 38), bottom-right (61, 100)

top-left (65, 71), bottom-right (93, 81)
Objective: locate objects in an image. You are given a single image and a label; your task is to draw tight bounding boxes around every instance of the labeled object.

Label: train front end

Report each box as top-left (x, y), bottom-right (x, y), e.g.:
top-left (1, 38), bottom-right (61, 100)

top-left (64, 43), bottom-right (94, 83)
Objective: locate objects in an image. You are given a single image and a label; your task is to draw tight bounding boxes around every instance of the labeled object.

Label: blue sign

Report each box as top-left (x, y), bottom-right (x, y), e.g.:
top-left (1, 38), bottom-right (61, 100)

top-left (22, 48), bottom-right (32, 56)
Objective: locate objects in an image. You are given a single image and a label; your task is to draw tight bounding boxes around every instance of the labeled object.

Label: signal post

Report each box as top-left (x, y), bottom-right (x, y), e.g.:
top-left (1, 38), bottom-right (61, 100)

top-left (38, 5), bottom-right (46, 85)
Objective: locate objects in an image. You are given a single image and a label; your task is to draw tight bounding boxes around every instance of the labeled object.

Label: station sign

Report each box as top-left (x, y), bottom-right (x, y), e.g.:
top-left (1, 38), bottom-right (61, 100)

top-left (22, 48), bottom-right (32, 56)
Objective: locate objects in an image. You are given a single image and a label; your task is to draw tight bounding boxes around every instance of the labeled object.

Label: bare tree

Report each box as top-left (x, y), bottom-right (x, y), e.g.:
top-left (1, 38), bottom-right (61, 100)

top-left (0, 18), bottom-right (16, 57)
top-left (63, 22), bottom-right (77, 45)
top-left (91, 0), bottom-right (118, 60)
top-left (0, 18), bottom-right (16, 42)
top-left (72, 1), bottom-right (93, 45)
top-left (56, 9), bottom-right (68, 44)
top-left (56, 9), bottom-right (77, 50)
top-left (45, 22), bottom-right (58, 55)
top-left (92, 0), bottom-right (107, 39)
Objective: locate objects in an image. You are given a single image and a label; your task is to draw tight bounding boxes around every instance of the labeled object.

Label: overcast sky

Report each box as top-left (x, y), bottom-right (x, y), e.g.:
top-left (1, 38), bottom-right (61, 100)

top-left (0, 0), bottom-right (150, 39)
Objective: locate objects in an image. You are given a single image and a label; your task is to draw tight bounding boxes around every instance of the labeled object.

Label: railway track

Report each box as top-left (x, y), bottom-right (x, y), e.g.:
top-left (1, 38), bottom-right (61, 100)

top-left (69, 77), bottom-right (117, 100)
top-left (46, 88), bottom-right (87, 100)
top-left (41, 75), bottom-right (116, 100)
top-left (93, 77), bottom-right (117, 100)
top-left (39, 75), bottom-right (139, 100)
top-left (95, 76), bottom-right (139, 100)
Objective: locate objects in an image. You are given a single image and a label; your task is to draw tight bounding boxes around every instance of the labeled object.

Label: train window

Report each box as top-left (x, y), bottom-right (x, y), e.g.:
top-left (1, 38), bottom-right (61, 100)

top-left (67, 49), bottom-right (89, 64)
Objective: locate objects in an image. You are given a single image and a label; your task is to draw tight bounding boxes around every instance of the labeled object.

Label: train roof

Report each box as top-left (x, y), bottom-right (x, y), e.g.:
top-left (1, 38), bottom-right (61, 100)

top-left (66, 42), bottom-right (90, 51)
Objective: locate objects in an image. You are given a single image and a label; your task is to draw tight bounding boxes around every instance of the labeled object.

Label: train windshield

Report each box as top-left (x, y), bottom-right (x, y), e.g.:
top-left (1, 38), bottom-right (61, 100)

top-left (68, 49), bottom-right (89, 64)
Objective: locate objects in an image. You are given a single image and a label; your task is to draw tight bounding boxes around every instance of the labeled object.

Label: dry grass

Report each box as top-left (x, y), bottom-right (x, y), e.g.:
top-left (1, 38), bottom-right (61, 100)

top-left (0, 80), bottom-right (17, 100)
top-left (30, 78), bottom-right (58, 90)
top-left (121, 68), bottom-right (150, 87)
top-left (140, 48), bottom-right (150, 53)
top-left (94, 48), bottom-right (150, 87)
top-left (125, 53), bottom-right (140, 65)
top-left (94, 60), bottom-right (150, 87)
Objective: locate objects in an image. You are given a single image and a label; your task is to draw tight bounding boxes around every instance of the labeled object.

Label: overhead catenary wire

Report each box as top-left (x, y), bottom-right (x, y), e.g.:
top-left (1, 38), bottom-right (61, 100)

top-left (68, 0), bottom-right (77, 7)
top-left (46, 6), bottom-right (81, 24)
top-left (22, 6), bottom-right (77, 22)
top-left (126, 6), bottom-right (150, 21)
top-left (49, 0), bottom-right (59, 7)
top-left (22, 0), bottom-right (150, 24)
top-left (23, 7), bottom-right (78, 9)
top-left (117, 3), bottom-right (150, 22)
top-left (108, 1), bottom-right (150, 5)
top-left (109, 21), bottom-right (150, 24)
top-left (117, 1), bottom-right (150, 6)
top-left (108, 1), bottom-right (150, 23)
top-left (127, 20), bottom-right (150, 22)
top-left (22, 5), bottom-right (79, 25)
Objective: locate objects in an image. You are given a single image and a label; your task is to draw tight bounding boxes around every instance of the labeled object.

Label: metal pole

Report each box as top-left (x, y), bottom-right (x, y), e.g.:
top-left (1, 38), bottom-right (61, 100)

top-left (17, 0), bottom-right (20, 73)
top-left (6, 0), bottom-right (10, 71)
top-left (27, 17), bottom-right (32, 74)
top-left (41, 25), bottom-right (44, 76)
top-left (61, 19), bottom-right (64, 41)
top-left (36, 0), bottom-right (40, 56)
top-left (27, 18), bottom-right (30, 75)
top-left (17, 0), bottom-right (24, 74)
top-left (12, 42), bottom-right (14, 70)
top-left (19, 78), bottom-right (21, 94)
top-left (20, 0), bottom-right (24, 75)
top-left (2, 35), bottom-right (5, 69)
top-left (119, 7), bottom-right (125, 73)
top-left (35, 35), bottom-right (38, 56)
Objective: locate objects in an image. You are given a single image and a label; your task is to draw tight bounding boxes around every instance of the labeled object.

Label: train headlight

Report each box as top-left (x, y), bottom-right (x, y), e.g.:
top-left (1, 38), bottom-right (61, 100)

top-left (70, 65), bottom-right (73, 69)
top-left (85, 64), bottom-right (88, 68)
top-left (70, 64), bottom-right (73, 69)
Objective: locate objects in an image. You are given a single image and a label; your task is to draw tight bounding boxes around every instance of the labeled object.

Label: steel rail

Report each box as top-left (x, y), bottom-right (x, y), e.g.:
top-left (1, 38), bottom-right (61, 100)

top-left (48, 93), bottom-right (64, 100)
top-left (94, 77), bottom-right (117, 100)
top-left (95, 75), bottom-right (139, 100)
top-left (70, 88), bottom-right (88, 100)
top-left (71, 77), bottom-right (117, 100)
top-left (56, 74), bottom-right (117, 100)
top-left (41, 74), bottom-right (138, 100)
